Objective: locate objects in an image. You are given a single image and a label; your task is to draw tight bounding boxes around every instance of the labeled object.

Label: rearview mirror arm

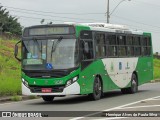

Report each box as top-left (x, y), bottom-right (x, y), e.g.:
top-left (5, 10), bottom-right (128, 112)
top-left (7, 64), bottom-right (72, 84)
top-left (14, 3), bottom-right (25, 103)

top-left (14, 40), bottom-right (21, 61)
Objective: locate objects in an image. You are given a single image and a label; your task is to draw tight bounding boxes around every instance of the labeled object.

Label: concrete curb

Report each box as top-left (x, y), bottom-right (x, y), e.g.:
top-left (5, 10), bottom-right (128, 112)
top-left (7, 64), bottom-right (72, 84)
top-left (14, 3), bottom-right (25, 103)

top-left (0, 97), bottom-right (11, 102)
top-left (150, 79), bottom-right (160, 83)
top-left (0, 96), bottom-right (39, 103)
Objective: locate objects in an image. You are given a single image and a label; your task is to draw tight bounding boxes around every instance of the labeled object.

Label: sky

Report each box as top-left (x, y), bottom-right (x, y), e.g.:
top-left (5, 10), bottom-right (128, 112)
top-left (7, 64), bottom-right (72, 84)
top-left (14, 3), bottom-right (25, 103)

top-left (0, 0), bottom-right (160, 52)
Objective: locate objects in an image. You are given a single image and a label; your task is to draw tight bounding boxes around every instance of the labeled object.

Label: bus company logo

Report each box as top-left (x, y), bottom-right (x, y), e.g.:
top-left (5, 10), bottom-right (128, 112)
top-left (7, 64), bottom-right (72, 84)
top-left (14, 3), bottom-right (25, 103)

top-left (55, 80), bottom-right (63, 85)
top-left (2, 112), bottom-right (11, 117)
top-left (110, 62), bottom-right (114, 72)
top-left (119, 62), bottom-right (122, 70)
top-left (125, 62), bottom-right (130, 70)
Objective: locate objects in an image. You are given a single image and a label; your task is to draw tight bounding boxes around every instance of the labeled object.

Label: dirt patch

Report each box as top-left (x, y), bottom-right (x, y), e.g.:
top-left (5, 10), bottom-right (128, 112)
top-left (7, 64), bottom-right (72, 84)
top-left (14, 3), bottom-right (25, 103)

top-left (1, 40), bottom-right (15, 49)
top-left (0, 50), bottom-right (13, 58)
top-left (10, 67), bottom-right (17, 70)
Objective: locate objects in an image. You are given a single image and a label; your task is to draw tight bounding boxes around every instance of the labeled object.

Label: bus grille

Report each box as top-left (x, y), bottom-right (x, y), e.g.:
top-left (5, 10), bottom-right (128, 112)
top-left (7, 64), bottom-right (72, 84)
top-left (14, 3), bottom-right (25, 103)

top-left (24, 71), bottom-right (69, 78)
top-left (29, 85), bottom-right (65, 93)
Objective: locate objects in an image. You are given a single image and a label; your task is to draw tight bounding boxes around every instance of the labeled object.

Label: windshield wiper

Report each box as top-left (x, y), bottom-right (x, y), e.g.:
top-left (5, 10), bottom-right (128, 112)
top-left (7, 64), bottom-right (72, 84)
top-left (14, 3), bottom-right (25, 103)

top-left (33, 38), bottom-right (42, 53)
top-left (51, 36), bottom-right (63, 61)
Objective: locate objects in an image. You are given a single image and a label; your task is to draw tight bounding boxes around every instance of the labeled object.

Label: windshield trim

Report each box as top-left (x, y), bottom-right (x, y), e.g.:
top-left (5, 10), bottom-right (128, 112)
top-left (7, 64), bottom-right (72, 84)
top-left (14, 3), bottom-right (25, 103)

top-left (22, 34), bottom-right (76, 40)
top-left (22, 66), bottom-right (79, 72)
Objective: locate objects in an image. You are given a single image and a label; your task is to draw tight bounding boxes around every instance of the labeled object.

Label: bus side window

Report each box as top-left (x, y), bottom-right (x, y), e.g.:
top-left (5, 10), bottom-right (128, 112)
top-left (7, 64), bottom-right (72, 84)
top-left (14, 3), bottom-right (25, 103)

top-left (147, 37), bottom-right (152, 56)
top-left (117, 35), bottom-right (127, 56)
top-left (134, 36), bottom-right (141, 56)
top-left (95, 33), bottom-right (105, 58)
top-left (126, 36), bottom-right (134, 56)
top-left (108, 46), bottom-right (117, 56)
top-left (107, 34), bottom-right (117, 57)
top-left (82, 41), bottom-right (94, 60)
top-left (142, 36), bottom-right (151, 56)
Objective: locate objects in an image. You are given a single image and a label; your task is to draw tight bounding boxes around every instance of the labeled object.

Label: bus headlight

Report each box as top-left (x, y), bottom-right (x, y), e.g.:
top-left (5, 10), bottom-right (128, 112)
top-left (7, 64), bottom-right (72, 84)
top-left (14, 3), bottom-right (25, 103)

top-left (66, 80), bottom-right (72, 87)
top-left (72, 76), bottom-right (78, 82)
top-left (22, 78), bottom-right (29, 88)
top-left (66, 76), bottom-right (78, 87)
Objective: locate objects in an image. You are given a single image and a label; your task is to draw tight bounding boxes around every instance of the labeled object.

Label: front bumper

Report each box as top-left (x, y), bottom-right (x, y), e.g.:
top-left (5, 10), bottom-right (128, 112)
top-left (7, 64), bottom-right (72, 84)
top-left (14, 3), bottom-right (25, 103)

top-left (22, 82), bottom-right (80, 96)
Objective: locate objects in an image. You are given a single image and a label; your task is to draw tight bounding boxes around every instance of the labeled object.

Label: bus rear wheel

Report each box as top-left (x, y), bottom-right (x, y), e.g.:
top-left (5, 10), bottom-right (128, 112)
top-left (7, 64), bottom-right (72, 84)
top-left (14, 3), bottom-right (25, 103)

top-left (89, 77), bottom-right (102, 100)
top-left (121, 74), bottom-right (138, 94)
top-left (130, 74), bottom-right (138, 93)
top-left (42, 96), bottom-right (54, 102)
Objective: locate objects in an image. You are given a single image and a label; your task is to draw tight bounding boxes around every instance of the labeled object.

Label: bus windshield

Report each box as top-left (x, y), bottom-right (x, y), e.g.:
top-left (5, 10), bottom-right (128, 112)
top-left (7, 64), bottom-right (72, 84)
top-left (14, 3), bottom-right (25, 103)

top-left (22, 39), bottom-right (79, 70)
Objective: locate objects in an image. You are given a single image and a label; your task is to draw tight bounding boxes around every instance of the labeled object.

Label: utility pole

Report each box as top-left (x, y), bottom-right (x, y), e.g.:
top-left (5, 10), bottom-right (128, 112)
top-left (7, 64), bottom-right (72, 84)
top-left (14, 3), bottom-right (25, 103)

top-left (106, 0), bottom-right (131, 23)
top-left (107, 0), bottom-right (110, 23)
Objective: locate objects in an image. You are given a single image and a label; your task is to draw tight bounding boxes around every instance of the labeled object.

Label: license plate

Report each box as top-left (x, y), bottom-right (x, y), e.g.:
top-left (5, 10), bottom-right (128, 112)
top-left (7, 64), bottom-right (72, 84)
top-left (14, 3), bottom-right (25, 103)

top-left (41, 88), bottom-right (52, 93)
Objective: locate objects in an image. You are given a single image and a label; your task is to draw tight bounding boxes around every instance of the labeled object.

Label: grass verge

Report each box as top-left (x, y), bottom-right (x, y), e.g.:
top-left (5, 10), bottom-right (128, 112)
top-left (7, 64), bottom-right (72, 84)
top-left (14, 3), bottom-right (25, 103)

top-left (0, 38), bottom-right (21, 96)
top-left (11, 95), bottom-right (22, 101)
top-left (154, 58), bottom-right (160, 79)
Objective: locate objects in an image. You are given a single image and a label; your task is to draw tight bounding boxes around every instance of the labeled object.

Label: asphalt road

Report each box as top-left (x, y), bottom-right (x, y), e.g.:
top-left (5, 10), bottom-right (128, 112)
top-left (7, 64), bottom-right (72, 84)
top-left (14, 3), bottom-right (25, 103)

top-left (0, 82), bottom-right (160, 120)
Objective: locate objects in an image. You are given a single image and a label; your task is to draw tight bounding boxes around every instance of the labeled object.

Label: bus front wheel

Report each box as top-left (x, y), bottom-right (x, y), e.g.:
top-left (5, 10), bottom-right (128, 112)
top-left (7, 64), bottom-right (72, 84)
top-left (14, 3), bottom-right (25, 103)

top-left (42, 96), bottom-right (54, 102)
top-left (88, 77), bottom-right (102, 100)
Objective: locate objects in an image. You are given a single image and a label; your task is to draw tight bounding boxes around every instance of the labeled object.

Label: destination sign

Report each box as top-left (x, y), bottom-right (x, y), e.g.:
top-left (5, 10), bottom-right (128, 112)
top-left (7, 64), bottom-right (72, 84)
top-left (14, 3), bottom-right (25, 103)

top-left (23, 26), bottom-right (75, 36)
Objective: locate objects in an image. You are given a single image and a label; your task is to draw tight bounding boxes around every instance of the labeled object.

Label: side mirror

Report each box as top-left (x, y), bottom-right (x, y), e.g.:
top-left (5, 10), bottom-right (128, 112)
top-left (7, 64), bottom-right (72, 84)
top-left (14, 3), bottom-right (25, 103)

top-left (14, 40), bottom-right (21, 61)
top-left (14, 45), bottom-right (18, 57)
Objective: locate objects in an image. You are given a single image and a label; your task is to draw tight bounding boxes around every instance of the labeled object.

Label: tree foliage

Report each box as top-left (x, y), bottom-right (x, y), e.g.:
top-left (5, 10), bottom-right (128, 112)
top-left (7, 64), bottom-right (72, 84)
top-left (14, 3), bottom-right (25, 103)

top-left (0, 6), bottom-right (22, 35)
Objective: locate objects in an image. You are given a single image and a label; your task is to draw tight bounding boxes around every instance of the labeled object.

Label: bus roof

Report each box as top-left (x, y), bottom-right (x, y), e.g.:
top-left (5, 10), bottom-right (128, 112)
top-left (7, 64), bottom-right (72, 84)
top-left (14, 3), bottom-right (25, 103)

top-left (74, 23), bottom-right (144, 35)
top-left (25, 23), bottom-right (150, 36)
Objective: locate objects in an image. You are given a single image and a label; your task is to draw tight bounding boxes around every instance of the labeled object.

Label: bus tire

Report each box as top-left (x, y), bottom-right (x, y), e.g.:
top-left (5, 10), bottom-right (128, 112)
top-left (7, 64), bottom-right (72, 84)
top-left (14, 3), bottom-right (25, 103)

top-left (121, 74), bottom-right (138, 94)
top-left (129, 74), bottom-right (138, 94)
top-left (42, 96), bottom-right (54, 102)
top-left (88, 77), bottom-right (102, 100)
top-left (121, 87), bottom-right (129, 94)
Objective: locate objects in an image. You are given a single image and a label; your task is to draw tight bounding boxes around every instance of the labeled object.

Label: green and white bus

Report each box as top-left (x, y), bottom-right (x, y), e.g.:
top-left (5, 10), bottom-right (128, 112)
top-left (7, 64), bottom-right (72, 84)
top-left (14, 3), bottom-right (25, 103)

top-left (14, 23), bottom-right (153, 101)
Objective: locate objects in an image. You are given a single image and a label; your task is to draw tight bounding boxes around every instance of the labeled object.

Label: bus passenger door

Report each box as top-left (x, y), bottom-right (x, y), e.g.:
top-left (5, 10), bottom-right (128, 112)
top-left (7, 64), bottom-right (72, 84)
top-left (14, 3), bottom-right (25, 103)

top-left (80, 39), bottom-right (94, 93)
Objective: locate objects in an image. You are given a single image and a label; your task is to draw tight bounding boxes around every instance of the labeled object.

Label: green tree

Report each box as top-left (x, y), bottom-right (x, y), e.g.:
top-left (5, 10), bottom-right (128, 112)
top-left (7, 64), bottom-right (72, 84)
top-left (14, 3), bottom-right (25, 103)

top-left (0, 6), bottom-right (22, 35)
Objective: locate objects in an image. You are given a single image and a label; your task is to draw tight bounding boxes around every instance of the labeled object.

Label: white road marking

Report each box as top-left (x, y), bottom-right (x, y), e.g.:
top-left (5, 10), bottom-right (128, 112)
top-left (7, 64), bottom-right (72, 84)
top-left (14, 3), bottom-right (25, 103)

top-left (70, 95), bottom-right (160, 120)
top-left (150, 97), bottom-right (160, 100)
top-left (117, 105), bottom-right (160, 110)
top-left (92, 117), bottom-right (127, 120)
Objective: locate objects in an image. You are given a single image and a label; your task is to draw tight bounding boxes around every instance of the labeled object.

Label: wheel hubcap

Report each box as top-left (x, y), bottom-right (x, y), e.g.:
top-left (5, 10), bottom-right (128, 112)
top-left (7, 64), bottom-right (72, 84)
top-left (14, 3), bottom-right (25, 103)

top-left (94, 78), bottom-right (101, 95)
top-left (132, 79), bottom-right (137, 92)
